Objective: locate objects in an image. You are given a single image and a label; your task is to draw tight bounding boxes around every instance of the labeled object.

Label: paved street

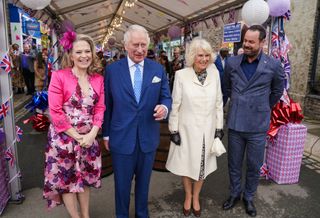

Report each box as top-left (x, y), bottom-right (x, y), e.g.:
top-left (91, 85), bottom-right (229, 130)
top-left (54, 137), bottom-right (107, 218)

top-left (1, 112), bottom-right (320, 218)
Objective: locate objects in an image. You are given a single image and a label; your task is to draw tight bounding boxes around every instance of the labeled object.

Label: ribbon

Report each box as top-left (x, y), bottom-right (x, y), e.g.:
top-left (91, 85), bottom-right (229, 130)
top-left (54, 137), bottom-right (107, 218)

top-left (267, 99), bottom-right (304, 139)
top-left (8, 171), bottom-right (22, 184)
top-left (25, 91), bottom-right (48, 112)
top-left (23, 113), bottom-right (50, 132)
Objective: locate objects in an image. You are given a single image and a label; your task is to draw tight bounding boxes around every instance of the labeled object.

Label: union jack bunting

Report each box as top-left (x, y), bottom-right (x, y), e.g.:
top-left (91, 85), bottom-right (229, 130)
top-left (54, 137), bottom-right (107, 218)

top-left (0, 101), bottom-right (10, 120)
top-left (5, 147), bottom-right (15, 167)
top-left (0, 53), bottom-right (11, 73)
top-left (16, 126), bottom-right (23, 142)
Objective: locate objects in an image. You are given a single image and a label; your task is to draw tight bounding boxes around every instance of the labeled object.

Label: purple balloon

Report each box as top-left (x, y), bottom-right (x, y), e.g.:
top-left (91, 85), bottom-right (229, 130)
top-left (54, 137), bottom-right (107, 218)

top-left (268, 0), bottom-right (291, 17)
top-left (168, 26), bottom-right (181, 39)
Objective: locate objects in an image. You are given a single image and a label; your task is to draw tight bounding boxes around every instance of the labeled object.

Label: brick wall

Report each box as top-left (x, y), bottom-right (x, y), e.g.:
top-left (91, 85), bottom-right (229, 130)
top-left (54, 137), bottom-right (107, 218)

top-left (305, 95), bottom-right (320, 119)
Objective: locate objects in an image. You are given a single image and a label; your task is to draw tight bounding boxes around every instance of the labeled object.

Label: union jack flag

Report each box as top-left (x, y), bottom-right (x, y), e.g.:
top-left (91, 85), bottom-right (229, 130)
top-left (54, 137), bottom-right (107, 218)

top-left (259, 163), bottom-right (269, 179)
top-left (0, 53), bottom-right (11, 73)
top-left (0, 101), bottom-right (10, 120)
top-left (5, 147), bottom-right (15, 167)
top-left (16, 125), bottom-right (23, 142)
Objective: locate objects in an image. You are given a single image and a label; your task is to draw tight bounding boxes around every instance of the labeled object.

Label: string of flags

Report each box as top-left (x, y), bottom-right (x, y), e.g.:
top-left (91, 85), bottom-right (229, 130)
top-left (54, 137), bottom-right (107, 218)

top-left (0, 51), bottom-right (11, 73)
top-left (1, 125), bottom-right (23, 184)
top-left (0, 101), bottom-right (10, 121)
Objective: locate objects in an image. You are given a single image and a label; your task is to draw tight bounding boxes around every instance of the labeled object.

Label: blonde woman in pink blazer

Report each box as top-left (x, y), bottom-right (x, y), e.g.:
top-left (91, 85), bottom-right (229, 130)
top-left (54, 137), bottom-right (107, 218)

top-left (43, 33), bottom-right (105, 218)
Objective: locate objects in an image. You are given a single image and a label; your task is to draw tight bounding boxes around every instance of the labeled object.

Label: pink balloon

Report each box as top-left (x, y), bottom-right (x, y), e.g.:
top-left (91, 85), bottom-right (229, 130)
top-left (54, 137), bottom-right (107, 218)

top-left (268, 0), bottom-right (291, 17)
top-left (168, 26), bottom-right (181, 39)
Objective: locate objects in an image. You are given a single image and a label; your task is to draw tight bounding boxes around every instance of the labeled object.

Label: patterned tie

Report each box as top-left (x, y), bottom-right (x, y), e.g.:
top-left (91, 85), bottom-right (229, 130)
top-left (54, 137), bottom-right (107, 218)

top-left (133, 63), bottom-right (142, 103)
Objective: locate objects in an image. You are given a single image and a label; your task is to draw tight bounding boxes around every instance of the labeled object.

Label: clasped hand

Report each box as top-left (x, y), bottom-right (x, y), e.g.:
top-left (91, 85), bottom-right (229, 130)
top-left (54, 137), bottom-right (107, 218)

top-left (75, 132), bottom-right (96, 148)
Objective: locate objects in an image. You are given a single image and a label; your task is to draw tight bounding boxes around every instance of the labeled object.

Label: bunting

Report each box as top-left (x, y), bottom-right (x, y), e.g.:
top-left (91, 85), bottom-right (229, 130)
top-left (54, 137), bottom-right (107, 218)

top-left (0, 53), bottom-right (11, 73)
top-left (0, 101), bottom-right (10, 120)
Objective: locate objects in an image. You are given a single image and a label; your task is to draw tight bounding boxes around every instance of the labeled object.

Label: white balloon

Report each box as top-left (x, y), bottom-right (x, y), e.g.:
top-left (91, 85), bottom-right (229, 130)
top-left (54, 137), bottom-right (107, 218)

top-left (241, 0), bottom-right (270, 26)
top-left (20, 0), bottom-right (51, 10)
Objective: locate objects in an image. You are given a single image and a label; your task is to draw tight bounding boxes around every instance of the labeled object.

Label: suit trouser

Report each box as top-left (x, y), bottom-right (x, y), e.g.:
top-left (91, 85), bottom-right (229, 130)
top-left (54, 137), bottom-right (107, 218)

top-left (21, 68), bottom-right (35, 94)
top-left (111, 144), bottom-right (156, 218)
top-left (227, 129), bottom-right (266, 201)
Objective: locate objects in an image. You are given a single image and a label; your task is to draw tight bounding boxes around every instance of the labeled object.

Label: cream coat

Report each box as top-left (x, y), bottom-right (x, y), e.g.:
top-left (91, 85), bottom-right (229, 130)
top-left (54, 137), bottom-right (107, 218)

top-left (165, 64), bottom-right (223, 181)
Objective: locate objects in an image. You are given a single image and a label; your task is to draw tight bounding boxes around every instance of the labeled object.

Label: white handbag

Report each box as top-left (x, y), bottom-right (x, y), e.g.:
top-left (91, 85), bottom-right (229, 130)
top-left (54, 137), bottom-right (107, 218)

top-left (210, 137), bottom-right (226, 157)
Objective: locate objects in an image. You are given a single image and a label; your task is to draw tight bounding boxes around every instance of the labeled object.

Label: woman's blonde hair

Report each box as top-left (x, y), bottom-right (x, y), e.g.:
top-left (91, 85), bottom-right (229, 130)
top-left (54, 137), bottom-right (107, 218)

top-left (185, 37), bottom-right (214, 67)
top-left (61, 34), bottom-right (99, 75)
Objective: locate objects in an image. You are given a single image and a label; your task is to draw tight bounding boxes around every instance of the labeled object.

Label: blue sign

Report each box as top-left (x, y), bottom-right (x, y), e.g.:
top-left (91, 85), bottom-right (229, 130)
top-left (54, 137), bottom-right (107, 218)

top-left (26, 21), bottom-right (40, 31)
top-left (223, 22), bottom-right (241, 43)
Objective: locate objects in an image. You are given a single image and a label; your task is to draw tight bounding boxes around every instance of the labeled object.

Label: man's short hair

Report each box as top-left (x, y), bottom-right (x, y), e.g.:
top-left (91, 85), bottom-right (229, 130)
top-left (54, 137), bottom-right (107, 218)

top-left (248, 25), bottom-right (266, 41)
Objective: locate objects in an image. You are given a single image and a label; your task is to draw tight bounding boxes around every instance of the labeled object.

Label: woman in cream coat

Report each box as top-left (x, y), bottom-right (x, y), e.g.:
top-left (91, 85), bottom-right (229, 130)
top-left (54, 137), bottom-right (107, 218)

top-left (166, 37), bottom-right (223, 217)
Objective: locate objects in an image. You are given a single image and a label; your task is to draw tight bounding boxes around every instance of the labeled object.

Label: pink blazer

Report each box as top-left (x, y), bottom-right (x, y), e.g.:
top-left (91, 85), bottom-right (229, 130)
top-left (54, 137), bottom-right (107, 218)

top-left (48, 68), bottom-right (106, 133)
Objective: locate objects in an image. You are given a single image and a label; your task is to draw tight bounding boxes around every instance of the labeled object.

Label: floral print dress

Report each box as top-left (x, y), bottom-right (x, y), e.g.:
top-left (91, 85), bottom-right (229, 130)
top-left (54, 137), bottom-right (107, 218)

top-left (43, 82), bottom-right (101, 209)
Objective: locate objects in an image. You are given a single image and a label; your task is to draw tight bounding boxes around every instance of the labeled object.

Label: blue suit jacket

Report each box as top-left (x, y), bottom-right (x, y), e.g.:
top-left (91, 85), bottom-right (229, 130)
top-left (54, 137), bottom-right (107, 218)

top-left (214, 55), bottom-right (224, 80)
top-left (223, 53), bottom-right (284, 132)
top-left (103, 57), bottom-right (172, 154)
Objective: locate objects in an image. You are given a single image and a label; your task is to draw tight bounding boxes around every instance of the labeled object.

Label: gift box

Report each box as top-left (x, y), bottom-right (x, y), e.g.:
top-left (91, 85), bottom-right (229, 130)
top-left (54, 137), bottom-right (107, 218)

top-left (266, 123), bottom-right (307, 184)
top-left (0, 143), bottom-right (10, 215)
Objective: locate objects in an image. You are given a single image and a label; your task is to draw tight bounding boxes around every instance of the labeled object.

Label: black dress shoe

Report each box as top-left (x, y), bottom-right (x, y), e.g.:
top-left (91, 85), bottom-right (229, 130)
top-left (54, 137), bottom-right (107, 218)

top-left (243, 199), bottom-right (257, 217)
top-left (222, 196), bottom-right (240, 210)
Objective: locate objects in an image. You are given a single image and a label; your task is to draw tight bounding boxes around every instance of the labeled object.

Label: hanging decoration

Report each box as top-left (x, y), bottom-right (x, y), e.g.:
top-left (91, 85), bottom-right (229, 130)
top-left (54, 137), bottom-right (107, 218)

top-left (5, 147), bottom-right (15, 167)
top-left (271, 17), bottom-right (292, 90)
top-left (0, 52), bottom-right (11, 73)
top-left (0, 101), bottom-right (10, 121)
top-left (268, 0), bottom-right (291, 17)
top-left (241, 0), bottom-right (270, 26)
top-left (15, 126), bottom-right (23, 142)
top-left (20, 0), bottom-right (52, 10)
top-left (168, 25), bottom-right (181, 39)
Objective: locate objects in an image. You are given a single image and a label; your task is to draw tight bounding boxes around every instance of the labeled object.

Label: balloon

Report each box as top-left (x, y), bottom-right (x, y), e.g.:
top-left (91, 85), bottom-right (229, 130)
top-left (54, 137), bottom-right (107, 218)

top-left (268, 0), bottom-right (291, 17)
top-left (241, 0), bottom-right (270, 26)
top-left (168, 26), bottom-right (181, 39)
top-left (20, 0), bottom-right (51, 10)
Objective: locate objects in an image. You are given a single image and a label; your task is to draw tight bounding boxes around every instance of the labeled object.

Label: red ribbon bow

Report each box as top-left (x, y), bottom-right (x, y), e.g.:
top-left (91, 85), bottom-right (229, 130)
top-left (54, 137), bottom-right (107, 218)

top-left (23, 113), bottom-right (50, 132)
top-left (267, 99), bottom-right (304, 139)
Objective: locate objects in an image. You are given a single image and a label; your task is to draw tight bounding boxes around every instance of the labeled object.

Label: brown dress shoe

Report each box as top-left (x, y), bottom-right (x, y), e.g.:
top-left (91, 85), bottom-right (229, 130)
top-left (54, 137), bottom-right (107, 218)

top-left (183, 207), bottom-right (191, 216)
top-left (192, 207), bottom-right (201, 217)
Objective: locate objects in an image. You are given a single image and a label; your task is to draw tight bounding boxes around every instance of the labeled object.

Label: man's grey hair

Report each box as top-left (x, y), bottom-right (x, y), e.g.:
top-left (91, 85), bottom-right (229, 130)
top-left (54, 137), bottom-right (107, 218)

top-left (123, 25), bottom-right (150, 46)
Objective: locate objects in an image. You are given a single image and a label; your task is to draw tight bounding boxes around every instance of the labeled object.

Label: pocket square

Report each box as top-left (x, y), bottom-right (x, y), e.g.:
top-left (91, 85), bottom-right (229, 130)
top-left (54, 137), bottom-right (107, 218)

top-left (152, 76), bottom-right (161, 83)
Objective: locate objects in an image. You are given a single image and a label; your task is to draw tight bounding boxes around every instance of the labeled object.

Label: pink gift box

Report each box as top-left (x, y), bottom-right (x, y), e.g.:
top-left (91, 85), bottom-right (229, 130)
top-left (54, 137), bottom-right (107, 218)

top-left (0, 145), bottom-right (10, 215)
top-left (266, 123), bottom-right (307, 184)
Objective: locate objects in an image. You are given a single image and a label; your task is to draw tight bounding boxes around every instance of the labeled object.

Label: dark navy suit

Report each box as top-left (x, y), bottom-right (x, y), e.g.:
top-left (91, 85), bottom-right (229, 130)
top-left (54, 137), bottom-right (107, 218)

top-left (214, 55), bottom-right (228, 106)
top-left (223, 52), bottom-right (284, 201)
top-left (103, 57), bottom-right (172, 218)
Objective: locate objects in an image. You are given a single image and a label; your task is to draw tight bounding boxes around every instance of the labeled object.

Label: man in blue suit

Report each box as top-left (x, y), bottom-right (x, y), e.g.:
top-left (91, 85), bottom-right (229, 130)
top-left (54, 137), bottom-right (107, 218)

top-left (214, 47), bottom-right (229, 106)
top-left (222, 25), bottom-right (284, 217)
top-left (103, 25), bottom-right (172, 218)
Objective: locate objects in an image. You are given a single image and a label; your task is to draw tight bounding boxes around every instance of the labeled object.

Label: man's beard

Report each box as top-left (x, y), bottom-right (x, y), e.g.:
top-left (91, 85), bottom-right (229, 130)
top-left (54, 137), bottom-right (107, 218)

top-left (244, 47), bottom-right (260, 58)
